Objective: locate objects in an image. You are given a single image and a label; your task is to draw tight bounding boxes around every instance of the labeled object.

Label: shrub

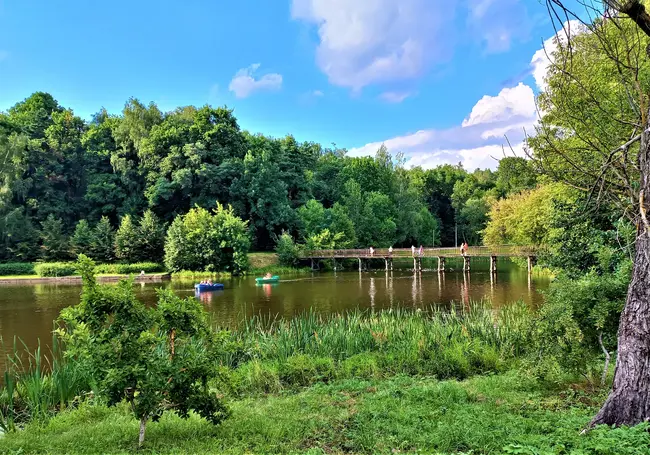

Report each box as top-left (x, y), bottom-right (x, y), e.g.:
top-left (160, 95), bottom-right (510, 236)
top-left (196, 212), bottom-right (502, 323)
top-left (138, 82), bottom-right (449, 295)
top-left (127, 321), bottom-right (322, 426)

top-left (0, 263), bottom-right (35, 276)
top-left (93, 262), bottom-right (164, 275)
top-left (530, 266), bottom-right (629, 382)
top-left (34, 262), bottom-right (77, 277)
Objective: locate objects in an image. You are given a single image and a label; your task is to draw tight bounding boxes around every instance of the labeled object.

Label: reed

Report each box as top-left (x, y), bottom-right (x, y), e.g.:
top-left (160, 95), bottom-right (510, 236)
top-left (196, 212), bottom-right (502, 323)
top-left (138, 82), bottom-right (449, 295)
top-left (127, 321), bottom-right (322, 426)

top-left (221, 302), bottom-right (534, 391)
top-left (0, 334), bottom-right (92, 431)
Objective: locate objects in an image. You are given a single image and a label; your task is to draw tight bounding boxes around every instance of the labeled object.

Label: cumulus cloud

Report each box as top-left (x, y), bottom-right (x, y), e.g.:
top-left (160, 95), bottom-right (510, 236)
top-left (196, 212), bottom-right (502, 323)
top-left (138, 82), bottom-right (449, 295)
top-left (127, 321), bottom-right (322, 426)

top-left (462, 83), bottom-right (536, 127)
top-left (228, 64), bottom-right (283, 98)
top-left (345, 19), bottom-right (584, 170)
top-left (530, 20), bottom-right (586, 91)
top-left (379, 91), bottom-right (412, 103)
top-left (349, 82), bottom-right (538, 170)
top-left (291, 0), bottom-right (454, 91)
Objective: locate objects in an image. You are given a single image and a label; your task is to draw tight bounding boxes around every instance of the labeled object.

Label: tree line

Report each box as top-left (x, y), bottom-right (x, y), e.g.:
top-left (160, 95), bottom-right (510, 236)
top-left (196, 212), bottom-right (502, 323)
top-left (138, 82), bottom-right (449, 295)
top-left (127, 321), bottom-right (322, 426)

top-left (0, 92), bottom-right (538, 263)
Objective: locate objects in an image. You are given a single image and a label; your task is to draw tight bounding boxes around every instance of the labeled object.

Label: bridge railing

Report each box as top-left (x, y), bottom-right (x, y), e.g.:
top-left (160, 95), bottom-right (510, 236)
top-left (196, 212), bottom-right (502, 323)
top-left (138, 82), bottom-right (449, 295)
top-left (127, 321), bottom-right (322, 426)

top-left (301, 245), bottom-right (539, 259)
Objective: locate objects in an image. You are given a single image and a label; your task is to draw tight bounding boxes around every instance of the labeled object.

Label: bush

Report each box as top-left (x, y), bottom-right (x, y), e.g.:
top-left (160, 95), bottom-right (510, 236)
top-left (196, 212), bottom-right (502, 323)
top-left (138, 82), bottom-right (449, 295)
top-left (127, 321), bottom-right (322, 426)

top-left (93, 262), bottom-right (165, 275)
top-left (530, 266), bottom-right (629, 382)
top-left (34, 262), bottom-right (77, 277)
top-left (0, 262), bottom-right (35, 276)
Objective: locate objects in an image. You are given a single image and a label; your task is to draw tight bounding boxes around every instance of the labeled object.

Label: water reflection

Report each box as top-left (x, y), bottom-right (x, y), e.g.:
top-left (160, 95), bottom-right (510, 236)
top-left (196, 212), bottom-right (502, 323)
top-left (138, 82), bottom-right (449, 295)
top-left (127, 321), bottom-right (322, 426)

top-left (0, 263), bottom-right (550, 373)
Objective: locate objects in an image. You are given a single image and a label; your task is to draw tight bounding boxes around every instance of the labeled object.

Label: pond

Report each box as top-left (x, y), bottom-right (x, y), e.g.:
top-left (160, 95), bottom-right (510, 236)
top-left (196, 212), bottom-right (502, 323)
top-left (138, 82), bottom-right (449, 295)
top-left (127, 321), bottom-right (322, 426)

top-left (0, 259), bottom-right (550, 372)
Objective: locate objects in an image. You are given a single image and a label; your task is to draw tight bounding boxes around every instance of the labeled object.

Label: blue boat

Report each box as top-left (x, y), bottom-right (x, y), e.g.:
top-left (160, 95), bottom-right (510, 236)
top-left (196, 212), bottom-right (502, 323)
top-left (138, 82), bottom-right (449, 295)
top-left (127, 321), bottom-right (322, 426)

top-left (194, 283), bottom-right (224, 292)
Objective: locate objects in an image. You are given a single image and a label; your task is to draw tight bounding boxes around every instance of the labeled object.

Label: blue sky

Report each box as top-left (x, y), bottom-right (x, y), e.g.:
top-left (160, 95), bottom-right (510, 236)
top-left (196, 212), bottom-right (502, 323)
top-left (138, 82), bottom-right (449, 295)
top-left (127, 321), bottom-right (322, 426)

top-left (0, 0), bottom-right (582, 170)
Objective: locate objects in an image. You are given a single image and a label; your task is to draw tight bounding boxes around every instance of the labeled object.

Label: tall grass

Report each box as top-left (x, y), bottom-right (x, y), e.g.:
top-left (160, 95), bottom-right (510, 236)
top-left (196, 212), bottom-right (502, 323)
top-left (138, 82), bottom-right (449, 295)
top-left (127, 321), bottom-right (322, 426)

top-left (219, 302), bottom-right (534, 392)
top-left (0, 335), bottom-right (92, 432)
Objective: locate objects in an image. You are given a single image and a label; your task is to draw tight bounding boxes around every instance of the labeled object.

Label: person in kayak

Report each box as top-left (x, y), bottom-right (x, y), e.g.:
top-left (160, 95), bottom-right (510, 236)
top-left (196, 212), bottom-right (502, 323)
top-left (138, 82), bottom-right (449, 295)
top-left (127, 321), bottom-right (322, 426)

top-left (264, 272), bottom-right (273, 279)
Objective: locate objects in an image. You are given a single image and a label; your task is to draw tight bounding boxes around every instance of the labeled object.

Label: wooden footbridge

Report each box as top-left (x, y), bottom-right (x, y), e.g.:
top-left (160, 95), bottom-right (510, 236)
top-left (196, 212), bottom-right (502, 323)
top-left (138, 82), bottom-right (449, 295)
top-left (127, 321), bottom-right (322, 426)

top-left (301, 246), bottom-right (539, 273)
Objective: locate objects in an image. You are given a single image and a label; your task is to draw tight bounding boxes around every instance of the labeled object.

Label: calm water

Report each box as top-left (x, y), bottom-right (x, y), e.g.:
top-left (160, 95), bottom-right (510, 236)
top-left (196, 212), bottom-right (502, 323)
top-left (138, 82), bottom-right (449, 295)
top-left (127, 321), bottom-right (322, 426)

top-left (0, 260), bottom-right (549, 372)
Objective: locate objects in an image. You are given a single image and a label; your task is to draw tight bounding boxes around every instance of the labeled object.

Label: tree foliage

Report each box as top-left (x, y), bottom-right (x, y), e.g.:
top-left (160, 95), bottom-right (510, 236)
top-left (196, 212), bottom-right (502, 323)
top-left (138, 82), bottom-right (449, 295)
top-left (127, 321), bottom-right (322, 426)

top-left (164, 204), bottom-right (250, 274)
top-left (58, 255), bottom-right (230, 446)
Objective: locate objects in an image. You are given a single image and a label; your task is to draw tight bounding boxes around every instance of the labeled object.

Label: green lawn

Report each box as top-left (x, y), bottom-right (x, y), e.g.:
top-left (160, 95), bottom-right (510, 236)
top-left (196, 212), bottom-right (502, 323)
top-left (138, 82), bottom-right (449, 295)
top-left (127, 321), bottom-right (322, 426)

top-left (1, 372), bottom-right (647, 455)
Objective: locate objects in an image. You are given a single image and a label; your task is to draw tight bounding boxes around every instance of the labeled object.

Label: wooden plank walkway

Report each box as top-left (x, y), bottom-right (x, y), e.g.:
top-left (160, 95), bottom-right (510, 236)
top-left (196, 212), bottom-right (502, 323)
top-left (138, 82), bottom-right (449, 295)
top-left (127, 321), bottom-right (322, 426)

top-left (302, 246), bottom-right (538, 259)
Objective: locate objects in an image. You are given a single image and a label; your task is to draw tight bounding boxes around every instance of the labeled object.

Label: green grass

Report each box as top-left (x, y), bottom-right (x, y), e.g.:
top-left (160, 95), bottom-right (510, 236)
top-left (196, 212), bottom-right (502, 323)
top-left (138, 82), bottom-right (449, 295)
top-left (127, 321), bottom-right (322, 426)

top-left (0, 275), bottom-right (39, 279)
top-left (1, 372), bottom-right (648, 454)
top-left (219, 304), bottom-right (532, 390)
top-left (247, 252), bottom-right (279, 269)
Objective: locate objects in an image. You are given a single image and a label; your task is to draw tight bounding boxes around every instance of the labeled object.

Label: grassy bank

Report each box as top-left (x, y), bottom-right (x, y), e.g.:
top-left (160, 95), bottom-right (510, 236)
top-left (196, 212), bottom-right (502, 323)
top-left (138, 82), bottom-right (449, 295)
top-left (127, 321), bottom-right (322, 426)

top-left (1, 372), bottom-right (647, 454)
top-left (3, 306), bottom-right (645, 454)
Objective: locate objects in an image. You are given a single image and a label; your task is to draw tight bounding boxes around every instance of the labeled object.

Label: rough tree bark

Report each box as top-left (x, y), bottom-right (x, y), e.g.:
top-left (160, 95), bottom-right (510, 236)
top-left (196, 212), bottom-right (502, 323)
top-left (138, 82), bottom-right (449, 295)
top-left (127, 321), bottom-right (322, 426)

top-left (590, 116), bottom-right (650, 427)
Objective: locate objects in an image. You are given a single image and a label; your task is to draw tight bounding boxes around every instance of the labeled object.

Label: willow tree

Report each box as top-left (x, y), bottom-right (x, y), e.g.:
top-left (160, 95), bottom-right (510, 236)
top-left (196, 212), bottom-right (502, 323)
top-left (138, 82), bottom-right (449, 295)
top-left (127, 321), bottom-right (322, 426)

top-left (535, 0), bottom-right (650, 427)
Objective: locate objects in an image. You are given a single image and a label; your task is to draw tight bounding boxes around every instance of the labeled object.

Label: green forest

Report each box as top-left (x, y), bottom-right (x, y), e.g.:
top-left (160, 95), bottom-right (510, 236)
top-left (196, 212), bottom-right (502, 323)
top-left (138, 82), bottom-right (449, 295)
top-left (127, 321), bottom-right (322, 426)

top-left (0, 91), bottom-right (544, 266)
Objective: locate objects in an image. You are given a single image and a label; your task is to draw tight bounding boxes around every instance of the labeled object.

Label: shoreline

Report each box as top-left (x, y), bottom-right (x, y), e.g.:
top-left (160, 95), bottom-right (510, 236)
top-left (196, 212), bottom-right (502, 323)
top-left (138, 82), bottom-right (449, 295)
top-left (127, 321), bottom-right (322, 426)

top-left (0, 273), bottom-right (171, 285)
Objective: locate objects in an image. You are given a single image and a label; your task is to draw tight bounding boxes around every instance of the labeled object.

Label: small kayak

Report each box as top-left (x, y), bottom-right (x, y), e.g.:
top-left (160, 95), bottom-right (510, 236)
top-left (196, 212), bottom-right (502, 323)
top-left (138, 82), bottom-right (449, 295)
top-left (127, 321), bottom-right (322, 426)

top-left (194, 283), bottom-right (224, 292)
top-left (255, 275), bottom-right (280, 284)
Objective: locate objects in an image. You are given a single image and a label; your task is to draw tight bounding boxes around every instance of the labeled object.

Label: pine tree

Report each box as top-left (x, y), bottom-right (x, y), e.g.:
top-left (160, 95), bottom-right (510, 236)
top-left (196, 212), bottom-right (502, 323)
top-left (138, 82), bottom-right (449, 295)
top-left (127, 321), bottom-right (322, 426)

top-left (136, 210), bottom-right (166, 262)
top-left (70, 219), bottom-right (93, 256)
top-left (40, 214), bottom-right (69, 261)
top-left (92, 216), bottom-right (115, 263)
top-left (115, 215), bottom-right (139, 262)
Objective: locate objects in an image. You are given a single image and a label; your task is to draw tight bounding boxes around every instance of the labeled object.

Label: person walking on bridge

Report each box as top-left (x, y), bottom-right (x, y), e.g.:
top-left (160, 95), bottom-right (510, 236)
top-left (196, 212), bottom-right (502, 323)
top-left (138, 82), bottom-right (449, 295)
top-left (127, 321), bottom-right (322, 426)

top-left (411, 245), bottom-right (416, 257)
top-left (388, 245), bottom-right (393, 257)
top-left (419, 245), bottom-right (424, 257)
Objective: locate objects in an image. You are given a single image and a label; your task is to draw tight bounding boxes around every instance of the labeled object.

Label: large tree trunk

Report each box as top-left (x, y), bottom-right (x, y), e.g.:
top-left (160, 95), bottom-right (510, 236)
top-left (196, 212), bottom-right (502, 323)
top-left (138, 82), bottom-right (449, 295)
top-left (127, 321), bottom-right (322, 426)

top-left (590, 122), bottom-right (650, 427)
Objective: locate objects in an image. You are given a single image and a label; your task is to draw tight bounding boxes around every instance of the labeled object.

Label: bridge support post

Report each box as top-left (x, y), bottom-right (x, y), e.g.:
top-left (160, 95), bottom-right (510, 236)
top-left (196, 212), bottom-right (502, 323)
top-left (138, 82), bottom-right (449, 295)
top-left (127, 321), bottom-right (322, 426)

top-left (385, 258), bottom-right (389, 271)
top-left (437, 257), bottom-right (445, 272)
top-left (463, 255), bottom-right (470, 272)
top-left (358, 258), bottom-right (362, 272)
top-left (332, 259), bottom-right (337, 271)
top-left (527, 256), bottom-right (535, 274)
top-left (490, 256), bottom-right (497, 274)
top-left (311, 259), bottom-right (315, 271)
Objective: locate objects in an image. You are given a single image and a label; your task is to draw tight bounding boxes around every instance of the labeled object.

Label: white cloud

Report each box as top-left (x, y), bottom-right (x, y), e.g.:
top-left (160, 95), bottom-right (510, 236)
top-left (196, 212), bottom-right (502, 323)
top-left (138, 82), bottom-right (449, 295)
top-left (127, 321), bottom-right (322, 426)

top-left (228, 64), bottom-right (283, 98)
top-left (313, 90), bottom-right (324, 97)
top-left (379, 91), bottom-right (412, 103)
top-left (349, 81), bottom-right (537, 170)
top-left (345, 17), bottom-right (582, 170)
top-left (291, 0), bottom-right (454, 91)
top-left (530, 20), bottom-right (586, 91)
top-left (462, 83), bottom-right (536, 127)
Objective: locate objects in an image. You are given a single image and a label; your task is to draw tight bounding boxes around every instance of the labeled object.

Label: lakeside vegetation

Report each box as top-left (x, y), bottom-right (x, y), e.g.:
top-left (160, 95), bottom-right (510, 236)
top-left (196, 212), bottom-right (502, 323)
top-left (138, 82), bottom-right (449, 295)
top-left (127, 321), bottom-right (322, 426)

top-left (0, 263), bottom-right (644, 452)
top-left (6, 0), bottom-right (650, 451)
